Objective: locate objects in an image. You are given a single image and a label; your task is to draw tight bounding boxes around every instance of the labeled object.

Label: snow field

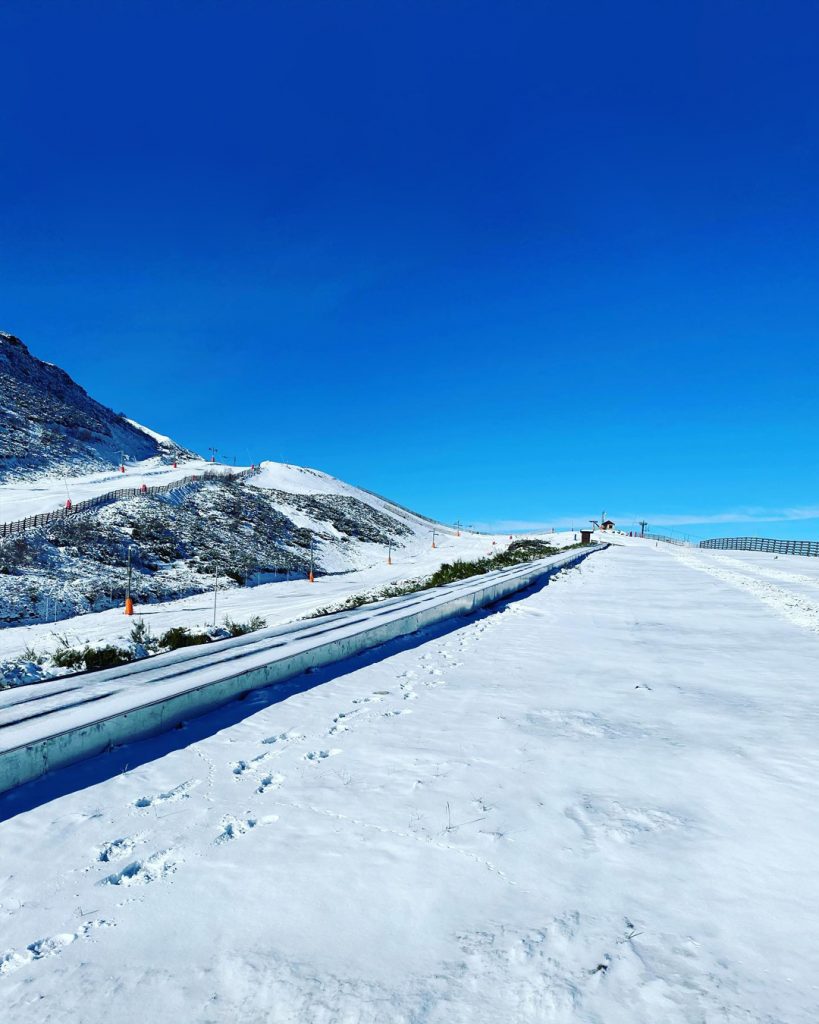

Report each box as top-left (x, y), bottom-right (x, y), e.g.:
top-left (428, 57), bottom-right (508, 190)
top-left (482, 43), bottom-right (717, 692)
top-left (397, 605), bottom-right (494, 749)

top-left (1, 541), bottom-right (817, 1021)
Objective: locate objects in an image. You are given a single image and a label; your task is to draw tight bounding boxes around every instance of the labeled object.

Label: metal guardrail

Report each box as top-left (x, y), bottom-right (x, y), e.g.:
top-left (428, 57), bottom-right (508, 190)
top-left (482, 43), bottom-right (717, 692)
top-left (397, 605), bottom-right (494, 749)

top-left (699, 536), bottom-right (819, 557)
top-left (0, 467), bottom-right (258, 538)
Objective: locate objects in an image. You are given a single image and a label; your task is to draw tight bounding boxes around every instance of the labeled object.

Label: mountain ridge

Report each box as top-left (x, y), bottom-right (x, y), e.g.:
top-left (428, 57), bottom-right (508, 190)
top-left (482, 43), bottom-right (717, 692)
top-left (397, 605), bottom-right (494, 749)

top-left (0, 332), bottom-right (196, 481)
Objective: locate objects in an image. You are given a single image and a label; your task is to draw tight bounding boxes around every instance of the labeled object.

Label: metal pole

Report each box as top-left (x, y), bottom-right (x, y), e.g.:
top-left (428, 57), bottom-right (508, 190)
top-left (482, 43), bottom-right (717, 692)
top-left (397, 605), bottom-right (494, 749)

top-left (213, 565), bottom-right (219, 627)
top-left (125, 546), bottom-right (134, 615)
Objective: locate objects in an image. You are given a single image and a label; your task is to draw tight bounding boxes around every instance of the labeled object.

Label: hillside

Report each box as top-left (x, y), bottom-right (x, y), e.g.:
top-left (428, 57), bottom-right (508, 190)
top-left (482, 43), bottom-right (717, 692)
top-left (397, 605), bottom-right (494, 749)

top-left (0, 337), bottom-right (464, 632)
top-left (0, 332), bottom-right (196, 481)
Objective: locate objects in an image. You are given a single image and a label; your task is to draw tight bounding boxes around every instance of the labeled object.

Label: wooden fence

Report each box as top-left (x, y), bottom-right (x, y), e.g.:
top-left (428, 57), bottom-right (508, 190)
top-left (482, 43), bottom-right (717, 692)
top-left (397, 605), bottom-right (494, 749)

top-left (0, 467), bottom-right (257, 539)
top-left (698, 536), bottom-right (819, 557)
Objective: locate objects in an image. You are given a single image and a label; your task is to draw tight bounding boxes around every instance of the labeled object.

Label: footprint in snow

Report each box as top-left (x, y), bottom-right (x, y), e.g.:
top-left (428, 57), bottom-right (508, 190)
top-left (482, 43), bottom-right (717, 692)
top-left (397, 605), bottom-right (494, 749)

top-left (256, 772), bottom-right (285, 795)
top-left (0, 920), bottom-right (113, 976)
top-left (96, 835), bottom-right (141, 863)
top-left (100, 849), bottom-right (179, 886)
top-left (214, 814), bottom-right (278, 844)
top-left (261, 731), bottom-right (305, 748)
top-left (304, 749), bottom-right (341, 762)
top-left (133, 780), bottom-right (199, 808)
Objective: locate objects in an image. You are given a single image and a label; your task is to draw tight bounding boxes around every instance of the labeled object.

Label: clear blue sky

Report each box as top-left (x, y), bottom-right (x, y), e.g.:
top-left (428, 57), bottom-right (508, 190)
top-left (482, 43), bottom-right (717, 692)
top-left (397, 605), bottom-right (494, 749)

top-left (2, 1), bottom-right (818, 540)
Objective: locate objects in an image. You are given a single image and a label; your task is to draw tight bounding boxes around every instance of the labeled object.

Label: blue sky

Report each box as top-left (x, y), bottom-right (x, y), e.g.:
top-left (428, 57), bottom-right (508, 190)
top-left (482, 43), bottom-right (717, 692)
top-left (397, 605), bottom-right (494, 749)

top-left (2, 1), bottom-right (818, 540)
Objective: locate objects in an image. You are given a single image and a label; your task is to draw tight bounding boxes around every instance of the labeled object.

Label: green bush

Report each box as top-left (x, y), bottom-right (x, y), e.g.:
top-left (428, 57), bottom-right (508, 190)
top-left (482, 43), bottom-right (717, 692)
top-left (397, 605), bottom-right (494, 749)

top-left (159, 626), bottom-right (211, 651)
top-left (84, 645), bottom-right (133, 671)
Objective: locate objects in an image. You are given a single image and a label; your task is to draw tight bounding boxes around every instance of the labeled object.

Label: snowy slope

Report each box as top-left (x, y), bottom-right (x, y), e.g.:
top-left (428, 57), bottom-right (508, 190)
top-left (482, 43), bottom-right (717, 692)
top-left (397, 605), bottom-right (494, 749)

top-left (0, 457), bottom-right (242, 524)
top-left (1, 542), bottom-right (816, 1022)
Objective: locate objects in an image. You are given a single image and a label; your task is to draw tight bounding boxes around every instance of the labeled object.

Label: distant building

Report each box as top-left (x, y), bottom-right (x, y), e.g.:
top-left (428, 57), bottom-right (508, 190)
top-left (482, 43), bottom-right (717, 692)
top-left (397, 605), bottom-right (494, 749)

top-left (580, 529), bottom-right (593, 544)
top-left (600, 520), bottom-right (615, 532)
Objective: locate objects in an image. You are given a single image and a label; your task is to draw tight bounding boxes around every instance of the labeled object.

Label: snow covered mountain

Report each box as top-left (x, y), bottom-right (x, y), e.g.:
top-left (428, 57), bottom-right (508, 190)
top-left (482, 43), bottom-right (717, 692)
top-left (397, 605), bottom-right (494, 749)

top-left (0, 332), bottom-right (196, 481)
top-left (0, 338), bottom-right (456, 627)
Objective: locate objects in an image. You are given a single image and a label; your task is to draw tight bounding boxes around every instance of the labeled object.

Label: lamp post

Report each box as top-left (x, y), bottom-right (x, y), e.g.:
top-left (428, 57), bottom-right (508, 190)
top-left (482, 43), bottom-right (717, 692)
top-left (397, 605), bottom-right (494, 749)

top-left (125, 545), bottom-right (134, 615)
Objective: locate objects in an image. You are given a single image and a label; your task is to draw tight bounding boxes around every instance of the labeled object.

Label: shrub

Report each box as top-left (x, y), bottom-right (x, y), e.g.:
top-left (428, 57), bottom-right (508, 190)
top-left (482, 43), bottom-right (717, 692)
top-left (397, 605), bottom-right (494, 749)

top-left (21, 644), bottom-right (47, 666)
top-left (223, 614), bottom-right (267, 637)
top-left (129, 618), bottom-right (157, 650)
top-left (84, 645), bottom-right (132, 671)
top-left (52, 636), bottom-right (87, 670)
top-left (159, 626), bottom-right (211, 651)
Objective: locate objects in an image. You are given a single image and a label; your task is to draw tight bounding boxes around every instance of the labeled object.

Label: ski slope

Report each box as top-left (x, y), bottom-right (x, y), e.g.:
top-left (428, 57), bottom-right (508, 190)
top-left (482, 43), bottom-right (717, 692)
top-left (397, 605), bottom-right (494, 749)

top-left (1, 540), bottom-right (817, 1022)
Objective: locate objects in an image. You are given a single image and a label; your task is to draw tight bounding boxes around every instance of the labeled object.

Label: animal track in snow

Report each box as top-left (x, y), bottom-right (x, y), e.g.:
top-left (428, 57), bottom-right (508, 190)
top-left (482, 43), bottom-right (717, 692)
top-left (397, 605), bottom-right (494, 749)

top-left (304, 748), bottom-right (342, 762)
top-left (134, 780), bottom-right (199, 808)
top-left (0, 919), bottom-right (113, 976)
top-left (383, 709), bottom-right (413, 718)
top-left (101, 849), bottom-right (180, 886)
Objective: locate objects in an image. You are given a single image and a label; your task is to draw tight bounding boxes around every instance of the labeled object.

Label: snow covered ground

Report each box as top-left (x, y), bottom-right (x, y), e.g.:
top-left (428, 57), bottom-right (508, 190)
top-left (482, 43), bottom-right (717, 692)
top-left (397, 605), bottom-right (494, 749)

top-left (2, 540), bottom-right (817, 1022)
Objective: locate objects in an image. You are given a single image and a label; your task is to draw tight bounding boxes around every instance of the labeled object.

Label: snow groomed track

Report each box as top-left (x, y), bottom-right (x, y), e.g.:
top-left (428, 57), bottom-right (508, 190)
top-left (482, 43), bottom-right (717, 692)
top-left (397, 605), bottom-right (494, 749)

top-left (0, 545), bottom-right (606, 795)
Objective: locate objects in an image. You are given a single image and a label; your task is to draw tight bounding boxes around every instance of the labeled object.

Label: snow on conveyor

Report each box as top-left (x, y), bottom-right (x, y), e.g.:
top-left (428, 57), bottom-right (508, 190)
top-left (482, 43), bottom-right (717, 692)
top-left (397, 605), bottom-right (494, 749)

top-left (0, 546), bottom-right (603, 793)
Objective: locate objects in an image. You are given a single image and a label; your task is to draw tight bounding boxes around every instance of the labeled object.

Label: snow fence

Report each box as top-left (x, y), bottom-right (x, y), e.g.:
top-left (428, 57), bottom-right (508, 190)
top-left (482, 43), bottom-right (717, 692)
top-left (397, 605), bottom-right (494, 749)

top-left (0, 544), bottom-right (607, 796)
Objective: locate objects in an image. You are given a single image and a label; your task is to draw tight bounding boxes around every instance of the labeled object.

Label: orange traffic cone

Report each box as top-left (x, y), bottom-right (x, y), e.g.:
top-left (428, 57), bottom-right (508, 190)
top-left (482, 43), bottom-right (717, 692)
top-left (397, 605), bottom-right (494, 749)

top-left (308, 570), bottom-right (315, 583)
top-left (124, 597), bottom-right (134, 616)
